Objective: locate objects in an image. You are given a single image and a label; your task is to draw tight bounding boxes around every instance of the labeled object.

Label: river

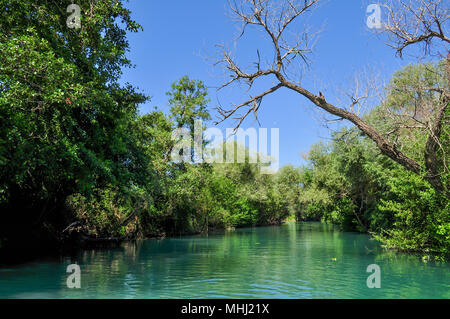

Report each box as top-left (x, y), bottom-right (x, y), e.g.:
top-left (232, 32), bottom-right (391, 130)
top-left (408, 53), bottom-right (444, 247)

top-left (0, 222), bottom-right (448, 298)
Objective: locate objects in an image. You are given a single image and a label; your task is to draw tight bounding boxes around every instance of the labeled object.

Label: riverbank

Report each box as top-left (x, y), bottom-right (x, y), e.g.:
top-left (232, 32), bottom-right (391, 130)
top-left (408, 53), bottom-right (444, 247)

top-left (0, 218), bottom-right (287, 266)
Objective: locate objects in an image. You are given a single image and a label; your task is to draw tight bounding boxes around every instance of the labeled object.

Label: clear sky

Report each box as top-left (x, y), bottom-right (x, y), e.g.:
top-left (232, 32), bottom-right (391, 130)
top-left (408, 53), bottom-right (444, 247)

top-left (119, 0), bottom-right (421, 167)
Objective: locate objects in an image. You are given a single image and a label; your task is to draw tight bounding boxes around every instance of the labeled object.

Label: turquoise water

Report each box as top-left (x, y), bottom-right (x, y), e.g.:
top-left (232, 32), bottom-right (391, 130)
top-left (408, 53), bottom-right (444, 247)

top-left (0, 222), bottom-right (448, 298)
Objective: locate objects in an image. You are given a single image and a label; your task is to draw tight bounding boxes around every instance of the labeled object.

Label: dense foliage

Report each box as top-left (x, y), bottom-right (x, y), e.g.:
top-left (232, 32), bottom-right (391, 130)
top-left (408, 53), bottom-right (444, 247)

top-left (0, 0), bottom-right (147, 252)
top-left (0, 1), bottom-right (447, 261)
top-left (0, 0), bottom-right (301, 254)
top-left (298, 63), bottom-right (449, 257)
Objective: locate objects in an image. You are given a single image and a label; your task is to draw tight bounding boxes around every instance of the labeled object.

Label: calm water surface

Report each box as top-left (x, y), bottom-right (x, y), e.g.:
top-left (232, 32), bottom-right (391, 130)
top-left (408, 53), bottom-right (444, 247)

top-left (0, 222), bottom-right (448, 298)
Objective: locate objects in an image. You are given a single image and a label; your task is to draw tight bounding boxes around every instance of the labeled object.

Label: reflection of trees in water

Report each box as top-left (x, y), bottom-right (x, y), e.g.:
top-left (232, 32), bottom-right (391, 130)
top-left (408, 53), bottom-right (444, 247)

top-left (54, 223), bottom-right (449, 298)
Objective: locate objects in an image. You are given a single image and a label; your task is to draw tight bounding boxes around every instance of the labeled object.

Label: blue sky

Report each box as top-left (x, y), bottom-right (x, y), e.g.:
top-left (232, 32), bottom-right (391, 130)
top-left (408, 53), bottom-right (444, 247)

top-left (119, 0), bottom-right (420, 167)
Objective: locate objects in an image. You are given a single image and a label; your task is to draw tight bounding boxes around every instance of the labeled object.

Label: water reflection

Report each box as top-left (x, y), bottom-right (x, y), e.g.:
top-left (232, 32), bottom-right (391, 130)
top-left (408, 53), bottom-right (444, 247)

top-left (0, 222), bottom-right (448, 298)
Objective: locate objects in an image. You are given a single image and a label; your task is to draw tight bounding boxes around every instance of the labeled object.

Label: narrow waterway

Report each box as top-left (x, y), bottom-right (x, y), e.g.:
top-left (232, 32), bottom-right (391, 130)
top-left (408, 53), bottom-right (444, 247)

top-left (0, 222), bottom-right (448, 298)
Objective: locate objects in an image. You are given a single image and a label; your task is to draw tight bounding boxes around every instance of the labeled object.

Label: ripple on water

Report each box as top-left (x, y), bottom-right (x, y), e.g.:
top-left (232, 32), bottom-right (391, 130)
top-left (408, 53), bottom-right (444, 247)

top-left (0, 222), bottom-right (449, 298)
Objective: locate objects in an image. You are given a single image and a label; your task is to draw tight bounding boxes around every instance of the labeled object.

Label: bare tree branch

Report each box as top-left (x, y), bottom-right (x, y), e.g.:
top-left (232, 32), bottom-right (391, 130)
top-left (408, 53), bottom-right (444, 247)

top-left (382, 0), bottom-right (450, 57)
top-left (216, 0), bottom-right (449, 197)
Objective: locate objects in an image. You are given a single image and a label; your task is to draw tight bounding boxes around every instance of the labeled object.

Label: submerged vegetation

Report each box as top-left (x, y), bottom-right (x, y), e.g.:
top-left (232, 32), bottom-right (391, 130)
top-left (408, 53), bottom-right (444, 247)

top-left (0, 0), bottom-right (448, 261)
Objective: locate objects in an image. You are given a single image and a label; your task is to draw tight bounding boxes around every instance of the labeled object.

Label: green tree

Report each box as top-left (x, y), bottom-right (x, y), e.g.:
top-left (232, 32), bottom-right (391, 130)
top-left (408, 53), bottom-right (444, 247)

top-left (0, 0), bottom-right (146, 252)
top-left (299, 62), bottom-right (449, 256)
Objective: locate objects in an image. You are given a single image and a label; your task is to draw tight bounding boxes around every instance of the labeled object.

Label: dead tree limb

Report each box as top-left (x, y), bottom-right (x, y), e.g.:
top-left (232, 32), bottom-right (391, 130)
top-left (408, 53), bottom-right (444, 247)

top-left (216, 0), bottom-right (449, 197)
